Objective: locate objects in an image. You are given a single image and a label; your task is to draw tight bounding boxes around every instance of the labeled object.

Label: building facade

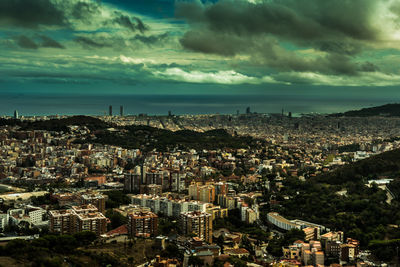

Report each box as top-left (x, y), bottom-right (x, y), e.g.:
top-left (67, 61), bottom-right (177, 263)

top-left (180, 211), bottom-right (212, 244)
top-left (49, 209), bottom-right (76, 235)
top-left (80, 192), bottom-right (106, 213)
top-left (49, 204), bottom-right (106, 236)
top-left (127, 211), bottom-right (158, 237)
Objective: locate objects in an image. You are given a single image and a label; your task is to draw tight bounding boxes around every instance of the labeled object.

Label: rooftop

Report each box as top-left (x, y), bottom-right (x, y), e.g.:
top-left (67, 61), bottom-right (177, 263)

top-left (76, 211), bottom-right (106, 220)
top-left (49, 209), bottom-right (73, 216)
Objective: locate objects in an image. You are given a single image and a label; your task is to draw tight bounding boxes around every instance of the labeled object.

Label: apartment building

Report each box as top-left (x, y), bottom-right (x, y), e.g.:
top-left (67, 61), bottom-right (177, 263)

top-left (114, 204), bottom-right (151, 217)
top-left (303, 227), bottom-right (318, 241)
top-left (188, 182), bottom-right (216, 203)
top-left (267, 212), bottom-right (300, 231)
top-left (49, 204), bottom-right (106, 236)
top-left (199, 185), bottom-right (216, 203)
top-left (320, 231), bottom-right (344, 246)
top-left (217, 194), bottom-right (235, 210)
top-left (80, 192), bottom-right (106, 213)
top-left (127, 211), bottom-right (158, 237)
top-left (124, 172), bottom-right (141, 192)
top-left (180, 211), bottom-right (212, 244)
top-left (75, 209), bottom-right (107, 236)
top-left (131, 194), bottom-right (207, 218)
top-left (205, 205), bottom-right (228, 220)
top-left (49, 209), bottom-right (76, 235)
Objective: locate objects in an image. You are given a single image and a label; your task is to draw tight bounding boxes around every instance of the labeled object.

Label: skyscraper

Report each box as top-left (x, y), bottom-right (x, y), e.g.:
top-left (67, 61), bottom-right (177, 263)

top-left (109, 105), bottom-right (112, 116)
top-left (120, 105), bottom-right (123, 116)
top-left (124, 172), bottom-right (141, 192)
top-left (246, 107), bottom-right (251, 114)
top-left (13, 110), bottom-right (19, 119)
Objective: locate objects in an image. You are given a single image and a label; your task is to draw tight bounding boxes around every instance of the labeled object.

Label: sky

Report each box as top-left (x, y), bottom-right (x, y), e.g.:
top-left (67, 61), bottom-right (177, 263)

top-left (1, 0), bottom-right (400, 98)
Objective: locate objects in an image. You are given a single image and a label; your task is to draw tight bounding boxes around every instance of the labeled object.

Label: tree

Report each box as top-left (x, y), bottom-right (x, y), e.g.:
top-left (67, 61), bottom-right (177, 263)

top-left (283, 228), bottom-right (305, 245)
top-left (159, 217), bottom-right (177, 235)
top-left (128, 256), bottom-right (134, 266)
top-left (160, 243), bottom-right (183, 260)
top-left (73, 231), bottom-right (97, 246)
top-left (241, 234), bottom-right (254, 254)
top-left (105, 210), bottom-right (127, 230)
top-left (188, 255), bottom-right (204, 267)
top-left (104, 190), bottom-right (130, 209)
top-left (267, 237), bottom-right (283, 257)
top-left (216, 235), bottom-right (225, 253)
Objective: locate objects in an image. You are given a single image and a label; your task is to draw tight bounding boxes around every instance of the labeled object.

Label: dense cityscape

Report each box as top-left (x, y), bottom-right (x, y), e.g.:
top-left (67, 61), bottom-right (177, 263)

top-left (3, 0), bottom-right (400, 266)
top-left (0, 105), bottom-right (399, 266)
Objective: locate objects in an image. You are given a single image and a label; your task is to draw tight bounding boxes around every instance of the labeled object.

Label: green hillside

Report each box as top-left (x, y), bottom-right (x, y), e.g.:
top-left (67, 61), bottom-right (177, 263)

top-left (331, 103), bottom-right (400, 117)
top-left (272, 149), bottom-right (400, 262)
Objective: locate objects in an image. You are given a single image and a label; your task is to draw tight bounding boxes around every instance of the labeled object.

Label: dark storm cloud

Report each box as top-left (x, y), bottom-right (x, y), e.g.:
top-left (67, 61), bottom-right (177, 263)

top-left (176, 0), bottom-right (385, 76)
top-left (0, 65), bottom-right (150, 85)
top-left (176, 0), bottom-right (380, 42)
top-left (38, 35), bottom-right (65, 49)
top-left (74, 31), bottom-right (170, 50)
top-left (180, 30), bottom-right (245, 56)
top-left (253, 42), bottom-right (359, 75)
top-left (74, 36), bottom-right (111, 48)
top-left (112, 12), bottom-right (148, 33)
top-left (71, 1), bottom-right (101, 20)
top-left (132, 33), bottom-right (169, 45)
top-left (0, 0), bottom-right (67, 28)
top-left (179, 1), bottom-right (322, 41)
top-left (359, 62), bottom-right (380, 72)
top-left (15, 35), bottom-right (38, 49)
top-left (13, 34), bottom-right (65, 49)
top-left (180, 29), bottom-right (361, 75)
top-left (318, 41), bottom-right (362, 56)
top-left (323, 54), bottom-right (358, 75)
top-left (0, 0), bottom-right (149, 35)
top-left (175, 1), bottom-right (206, 22)
top-left (134, 17), bottom-right (148, 33)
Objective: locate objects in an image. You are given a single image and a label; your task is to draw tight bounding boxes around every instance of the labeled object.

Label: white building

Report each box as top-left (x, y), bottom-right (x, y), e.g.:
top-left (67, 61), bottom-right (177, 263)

top-left (0, 214), bottom-right (9, 230)
top-left (131, 194), bottom-right (207, 217)
top-left (28, 207), bottom-right (46, 226)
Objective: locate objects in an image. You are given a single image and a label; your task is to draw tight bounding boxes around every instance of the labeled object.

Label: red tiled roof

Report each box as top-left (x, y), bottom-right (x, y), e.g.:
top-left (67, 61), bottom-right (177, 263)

top-left (226, 248), bottom-right (249, 255)
top-left (105, 224), bottom-right (128, 236)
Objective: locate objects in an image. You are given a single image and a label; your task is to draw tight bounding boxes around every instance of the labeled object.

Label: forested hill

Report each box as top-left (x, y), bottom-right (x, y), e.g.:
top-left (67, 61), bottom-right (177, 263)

top-left (313, 148), bottom-right (400, 186)
top-left (0, 116), bottom-right (262, 151)
top-left (93, 125), bottom-right (261, 152)
top-left (276, 149), bottom-right (400, 261)
top-left (0, 116), bottom-right (111, 131)
top-left (330, 103), bottom-right (400, 117)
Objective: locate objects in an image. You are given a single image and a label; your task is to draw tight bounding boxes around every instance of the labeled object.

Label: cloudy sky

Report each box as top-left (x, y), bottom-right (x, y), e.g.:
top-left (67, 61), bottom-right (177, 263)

top-left (1, 0), bottom-right (400, 97)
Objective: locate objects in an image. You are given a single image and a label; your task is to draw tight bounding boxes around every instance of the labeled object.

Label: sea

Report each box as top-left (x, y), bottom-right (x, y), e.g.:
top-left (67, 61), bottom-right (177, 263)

top-left (0, 92), bottom-right (398, 117)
